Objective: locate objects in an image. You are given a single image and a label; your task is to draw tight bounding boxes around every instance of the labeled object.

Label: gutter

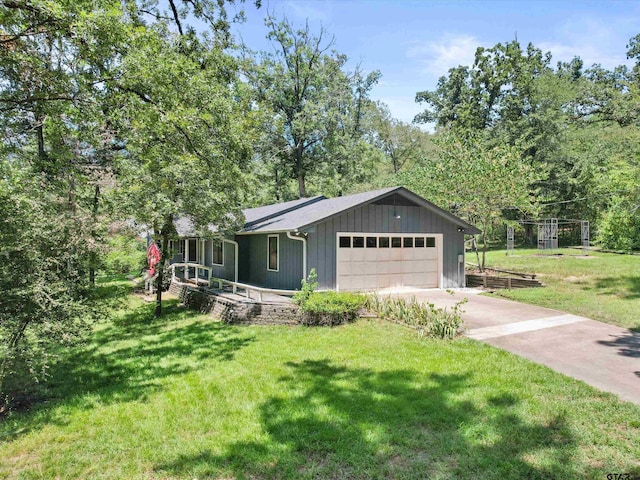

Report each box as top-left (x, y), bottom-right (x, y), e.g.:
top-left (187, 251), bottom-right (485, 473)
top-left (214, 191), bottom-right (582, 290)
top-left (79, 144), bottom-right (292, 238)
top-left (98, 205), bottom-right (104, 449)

top-left (287, 230), bottom-right (307, 282)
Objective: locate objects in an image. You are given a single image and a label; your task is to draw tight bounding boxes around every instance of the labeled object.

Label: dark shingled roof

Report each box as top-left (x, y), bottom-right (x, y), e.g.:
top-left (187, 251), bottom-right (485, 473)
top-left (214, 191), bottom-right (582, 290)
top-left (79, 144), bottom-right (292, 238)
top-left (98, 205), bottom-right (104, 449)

top-left (240, 187), bottom-right (480, 235)
top-left (174, 186), bottom-right (480, 236)
top-left (243, 196), bottom-right (325, 225)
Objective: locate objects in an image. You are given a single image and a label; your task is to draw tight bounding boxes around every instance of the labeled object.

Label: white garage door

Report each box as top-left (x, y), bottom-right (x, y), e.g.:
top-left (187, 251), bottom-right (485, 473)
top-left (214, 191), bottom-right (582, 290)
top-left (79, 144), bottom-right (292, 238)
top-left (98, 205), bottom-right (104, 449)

top-left (336, 233), bottom-right (442, 291)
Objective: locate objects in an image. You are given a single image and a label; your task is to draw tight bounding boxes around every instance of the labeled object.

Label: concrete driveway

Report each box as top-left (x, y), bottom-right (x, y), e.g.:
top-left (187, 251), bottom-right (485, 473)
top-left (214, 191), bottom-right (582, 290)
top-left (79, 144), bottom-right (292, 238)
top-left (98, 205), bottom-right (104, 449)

top-left (385, 289), bottom-right (640, 405)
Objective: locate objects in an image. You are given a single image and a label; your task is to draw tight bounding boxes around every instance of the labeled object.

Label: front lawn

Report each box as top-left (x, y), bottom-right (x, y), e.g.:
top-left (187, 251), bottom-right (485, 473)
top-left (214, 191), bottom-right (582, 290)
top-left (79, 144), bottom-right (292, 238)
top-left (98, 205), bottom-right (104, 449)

top-left (1, 294), bottom-right (639, 479)
top-left (478, 248), bottom-right (640, 330)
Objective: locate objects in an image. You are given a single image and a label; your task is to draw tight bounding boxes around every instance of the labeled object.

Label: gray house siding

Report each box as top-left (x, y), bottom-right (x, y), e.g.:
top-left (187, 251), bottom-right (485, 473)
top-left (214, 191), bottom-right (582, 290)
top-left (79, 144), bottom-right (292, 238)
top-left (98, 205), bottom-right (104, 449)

top-left (201, 239), bottom-right (235, 281)
top-left (306, 203), bottom-right (466, 290)
top-left (237, 233), bottom-right (304, 290)
top-left (168, 238), bottom-right (235, 282)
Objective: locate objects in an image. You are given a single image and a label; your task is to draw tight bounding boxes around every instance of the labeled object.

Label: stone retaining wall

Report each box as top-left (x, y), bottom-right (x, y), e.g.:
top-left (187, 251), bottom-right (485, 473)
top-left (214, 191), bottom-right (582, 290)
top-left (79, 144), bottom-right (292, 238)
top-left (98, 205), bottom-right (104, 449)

top-left (169, 281), bottom-right (301, 325)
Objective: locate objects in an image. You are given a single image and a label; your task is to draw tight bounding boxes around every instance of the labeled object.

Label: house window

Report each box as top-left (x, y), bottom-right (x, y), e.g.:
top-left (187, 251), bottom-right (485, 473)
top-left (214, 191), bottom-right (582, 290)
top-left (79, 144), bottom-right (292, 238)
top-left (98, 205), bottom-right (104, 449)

top-left (415, 237), bottom-right (425, 247)
top-left (187, 238), bottom-right (197, 262)
top-left (353, 236), bottom-right (365, 248)
top-left (391, 237), bottom-right (402, 248)
top-left (339, 236), bottom-right (351, 248)
top-left (403, 237), bottom-right (414, 248)
top-left (366, 237), bottom-right (377, 248)
top-left (212, 240), bottom-right (223, 266)
top-left (267, 235), bottom-right (279, 271)
top-left (379, 237), bottom-right (390, 248)
top-left (426, 237), bottom-right (436, 248)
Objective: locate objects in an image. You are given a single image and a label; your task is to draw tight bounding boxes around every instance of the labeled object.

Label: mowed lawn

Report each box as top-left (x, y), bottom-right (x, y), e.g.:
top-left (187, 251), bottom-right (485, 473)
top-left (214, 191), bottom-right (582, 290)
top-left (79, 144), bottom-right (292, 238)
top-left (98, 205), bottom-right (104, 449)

top-left (480, 248), bottom-right (640, 331)
top-left (1, 291), bottom-right (640, 480)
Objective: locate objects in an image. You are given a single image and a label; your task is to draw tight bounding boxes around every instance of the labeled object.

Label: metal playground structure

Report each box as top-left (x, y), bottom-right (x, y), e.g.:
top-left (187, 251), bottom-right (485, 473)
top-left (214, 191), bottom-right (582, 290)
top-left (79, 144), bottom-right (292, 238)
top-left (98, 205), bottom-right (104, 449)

top-left (506, 218), bottom-right (590, 255)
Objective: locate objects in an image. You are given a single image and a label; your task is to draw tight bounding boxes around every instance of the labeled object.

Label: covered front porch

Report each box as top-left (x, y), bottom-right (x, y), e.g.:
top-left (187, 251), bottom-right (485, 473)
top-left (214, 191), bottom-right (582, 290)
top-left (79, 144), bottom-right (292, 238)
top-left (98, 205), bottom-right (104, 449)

top-left (168, 237), bottom-right (237, 286)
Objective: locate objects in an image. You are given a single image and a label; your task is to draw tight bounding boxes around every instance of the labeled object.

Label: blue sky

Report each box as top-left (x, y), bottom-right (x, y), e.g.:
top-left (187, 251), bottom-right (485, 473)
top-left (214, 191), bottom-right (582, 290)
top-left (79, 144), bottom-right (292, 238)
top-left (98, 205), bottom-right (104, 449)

top-left (229, 0), bottom-right (640, 125)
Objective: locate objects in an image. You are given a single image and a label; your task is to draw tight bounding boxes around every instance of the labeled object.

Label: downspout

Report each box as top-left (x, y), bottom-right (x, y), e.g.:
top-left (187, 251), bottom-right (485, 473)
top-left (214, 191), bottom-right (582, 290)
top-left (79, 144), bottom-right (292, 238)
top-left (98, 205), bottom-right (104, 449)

top-left (287, 230), bottom-right (307, 282)
top-left (222, 239), bottom-right (239, 284)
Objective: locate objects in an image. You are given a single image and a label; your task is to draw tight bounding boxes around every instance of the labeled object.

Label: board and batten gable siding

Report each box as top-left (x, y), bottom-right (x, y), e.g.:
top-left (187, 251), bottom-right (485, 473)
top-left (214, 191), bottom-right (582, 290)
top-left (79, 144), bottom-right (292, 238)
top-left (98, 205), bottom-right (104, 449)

top-left (237, 233), bottom-right (304, 290)
top-left (306, 203), bottom-right (466, 290)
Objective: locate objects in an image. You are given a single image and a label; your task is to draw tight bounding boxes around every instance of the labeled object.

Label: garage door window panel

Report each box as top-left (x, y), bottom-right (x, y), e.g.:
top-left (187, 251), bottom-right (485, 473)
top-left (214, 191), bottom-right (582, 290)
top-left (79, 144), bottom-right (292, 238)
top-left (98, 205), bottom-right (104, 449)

top-left (415, 237), bottom-right (425, 247)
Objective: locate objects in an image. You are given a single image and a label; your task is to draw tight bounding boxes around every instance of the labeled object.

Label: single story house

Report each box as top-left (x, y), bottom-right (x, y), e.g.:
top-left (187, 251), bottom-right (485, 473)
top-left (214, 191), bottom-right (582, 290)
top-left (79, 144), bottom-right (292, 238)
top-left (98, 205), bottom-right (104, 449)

top-left (169, 186), bottom-right (480, 292)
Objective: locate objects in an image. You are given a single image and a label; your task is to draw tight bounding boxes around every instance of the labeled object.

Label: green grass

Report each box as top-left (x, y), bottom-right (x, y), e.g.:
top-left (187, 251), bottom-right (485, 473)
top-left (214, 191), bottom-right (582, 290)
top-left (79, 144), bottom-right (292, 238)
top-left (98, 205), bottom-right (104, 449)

top-left (1, 290), bottom-right (639, 479)
top-left (478, 248), bottom-right (640, 330)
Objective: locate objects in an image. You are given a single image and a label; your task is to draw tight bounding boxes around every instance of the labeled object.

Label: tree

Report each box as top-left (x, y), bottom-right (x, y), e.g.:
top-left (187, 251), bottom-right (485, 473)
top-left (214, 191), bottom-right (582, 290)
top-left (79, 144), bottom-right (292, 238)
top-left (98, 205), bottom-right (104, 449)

top-left (0, 159), bottom-right (100, 411)
top-left (397, 132), bottom-right (540, 269)
top-left (111, 18), bottom-right (254, 316)
top-left (0, 0), bottom-right (260, 410)
top-left (0, 0), bottom-right (128, 409)
top-left (246, 16), bottom-right (380, 198)
top-left (372, 102), bottom-right (432, 174)
top-left (415, 40), bottom-right (552, 132)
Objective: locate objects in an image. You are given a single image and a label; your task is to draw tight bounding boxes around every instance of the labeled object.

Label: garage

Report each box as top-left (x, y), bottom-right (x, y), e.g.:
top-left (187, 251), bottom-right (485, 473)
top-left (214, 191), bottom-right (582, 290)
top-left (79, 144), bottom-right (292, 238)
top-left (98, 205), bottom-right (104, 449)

top-left (336, 232), bottom-right (443, 291)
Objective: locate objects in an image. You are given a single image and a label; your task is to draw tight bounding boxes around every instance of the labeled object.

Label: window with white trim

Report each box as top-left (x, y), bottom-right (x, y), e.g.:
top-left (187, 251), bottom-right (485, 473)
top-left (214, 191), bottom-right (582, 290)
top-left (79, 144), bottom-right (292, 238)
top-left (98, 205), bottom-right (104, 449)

top-left (267, 235), bottom-right (279, 271)
top-left (212, 240), bottom-right (223, 266)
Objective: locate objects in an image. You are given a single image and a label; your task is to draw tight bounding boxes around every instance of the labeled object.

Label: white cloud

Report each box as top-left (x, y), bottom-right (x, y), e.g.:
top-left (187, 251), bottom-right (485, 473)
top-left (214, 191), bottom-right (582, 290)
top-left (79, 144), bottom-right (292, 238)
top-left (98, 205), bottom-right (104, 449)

top-left (281, 1), bottom-right (330, 22)
top-left (538, 16), bottom-right (635, 69)
top-left (406, 34), bottom-right (483, 78)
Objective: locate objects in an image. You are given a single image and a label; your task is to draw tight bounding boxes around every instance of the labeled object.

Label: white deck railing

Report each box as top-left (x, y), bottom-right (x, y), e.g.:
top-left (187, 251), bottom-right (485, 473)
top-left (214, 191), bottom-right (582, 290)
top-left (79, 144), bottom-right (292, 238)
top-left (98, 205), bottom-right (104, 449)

top-left (170, 263), bottom-right (296, 301)
top-left (209, 277), bottom-right (296, 302)
top-left (170, 262), bottom-right (213, 286)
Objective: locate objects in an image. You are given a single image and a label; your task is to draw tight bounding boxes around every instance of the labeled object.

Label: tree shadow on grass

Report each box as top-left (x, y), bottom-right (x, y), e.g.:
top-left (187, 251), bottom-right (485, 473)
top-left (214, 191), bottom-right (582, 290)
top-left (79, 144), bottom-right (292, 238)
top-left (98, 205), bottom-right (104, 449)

top-left (0, 299), bottom-right (254, 443)
top-left (588, 276), bottom-right (640, 300)
top-left (156, 359), bottom-right (581, 479)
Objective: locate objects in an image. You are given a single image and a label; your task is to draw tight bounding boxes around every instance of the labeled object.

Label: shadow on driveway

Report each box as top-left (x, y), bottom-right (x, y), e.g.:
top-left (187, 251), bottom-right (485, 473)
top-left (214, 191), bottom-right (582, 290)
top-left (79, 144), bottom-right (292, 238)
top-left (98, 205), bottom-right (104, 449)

top-left (597, 331), bottom-right (640, 358)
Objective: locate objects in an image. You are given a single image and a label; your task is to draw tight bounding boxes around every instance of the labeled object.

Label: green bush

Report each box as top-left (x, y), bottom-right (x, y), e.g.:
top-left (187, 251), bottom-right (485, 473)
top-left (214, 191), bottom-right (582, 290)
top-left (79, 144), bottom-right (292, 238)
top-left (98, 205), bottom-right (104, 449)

top-left (104, 234), bottom-right (147, 275)
top-left (366, 293), bottom-right (466, 339)
top-left (296, 291), bottom-right (366, 326)
top-left (293, 268), bottom-right (319, 306)
top-left (597, 201), bottom-right (640, 251)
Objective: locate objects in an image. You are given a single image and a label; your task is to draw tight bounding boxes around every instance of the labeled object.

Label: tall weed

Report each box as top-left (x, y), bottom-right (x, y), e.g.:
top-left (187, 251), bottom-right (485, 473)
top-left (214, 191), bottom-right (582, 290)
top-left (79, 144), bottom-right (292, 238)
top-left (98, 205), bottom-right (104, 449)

top-left (366, 293), bottom-right (466, 339)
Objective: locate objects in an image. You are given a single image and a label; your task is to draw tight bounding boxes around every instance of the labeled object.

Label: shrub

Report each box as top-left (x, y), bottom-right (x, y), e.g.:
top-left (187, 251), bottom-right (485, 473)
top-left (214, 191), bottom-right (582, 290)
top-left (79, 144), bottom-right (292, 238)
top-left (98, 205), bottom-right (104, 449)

top-left (296, 291), bottom-right (366, 326)
top-left (366, 293), bottom-right (466, 339)
top-left (104, 234), bottom-right (147, 275)
top-left (293, 268), bottom-right (318, 306)
top-left (597, 200), bottom-right (640, 251)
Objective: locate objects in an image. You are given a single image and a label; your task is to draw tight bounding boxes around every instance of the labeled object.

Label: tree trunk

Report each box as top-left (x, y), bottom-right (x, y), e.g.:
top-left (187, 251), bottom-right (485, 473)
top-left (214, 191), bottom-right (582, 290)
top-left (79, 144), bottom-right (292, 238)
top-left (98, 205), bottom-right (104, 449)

top-left (297, 174), bottom-right (307, 198)
top-left (473, 237), bottom-right (481, 269)
top-left (36, 122), bottom-right (46, 163)
top-left (481, 224), bottom-right (488, 271)
top-left (89, 184), bottom-right (100, 286)
top-left (155, 224), bottom-right (170, 317)
top-left (294, 141), bottom-right (306, 198)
